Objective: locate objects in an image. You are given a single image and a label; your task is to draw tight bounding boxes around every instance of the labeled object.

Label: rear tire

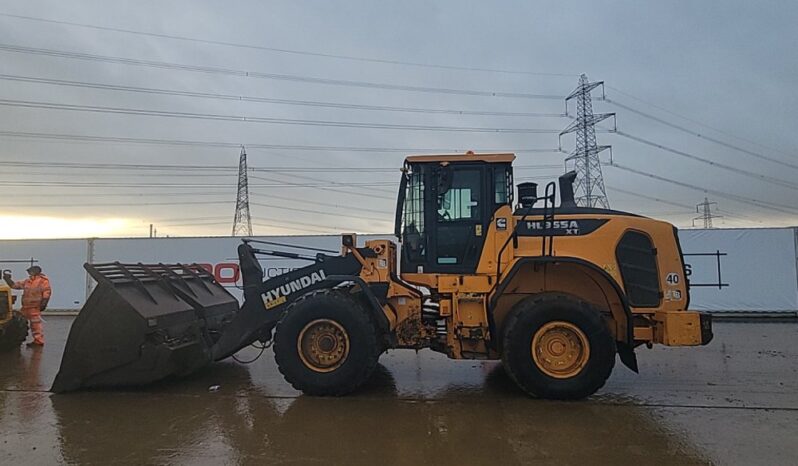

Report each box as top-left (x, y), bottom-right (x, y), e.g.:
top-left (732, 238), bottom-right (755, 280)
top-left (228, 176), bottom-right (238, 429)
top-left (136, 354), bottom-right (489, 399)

top-left (501, 293), bottom-right (615, 400)
top-left (274, 289), bottom-right (380, 396)
top-left (0, 313), bottom-right (29, 351)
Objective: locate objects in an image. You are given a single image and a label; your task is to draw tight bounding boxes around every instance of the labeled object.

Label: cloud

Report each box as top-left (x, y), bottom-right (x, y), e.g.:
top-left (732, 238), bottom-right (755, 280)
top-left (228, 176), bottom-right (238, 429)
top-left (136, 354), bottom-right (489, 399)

top-left (0, 0), bottom-right (795, 237)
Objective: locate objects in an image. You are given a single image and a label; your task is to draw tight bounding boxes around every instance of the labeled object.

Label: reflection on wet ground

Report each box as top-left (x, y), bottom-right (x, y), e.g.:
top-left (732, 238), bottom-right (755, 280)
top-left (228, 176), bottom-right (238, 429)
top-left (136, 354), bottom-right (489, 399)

top-left (2, 317), bottom-right (796, 465)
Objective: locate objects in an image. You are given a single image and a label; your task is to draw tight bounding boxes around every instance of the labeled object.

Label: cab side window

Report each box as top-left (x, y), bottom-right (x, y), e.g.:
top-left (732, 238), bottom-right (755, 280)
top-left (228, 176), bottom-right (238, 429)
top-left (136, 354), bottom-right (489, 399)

top-left (494, 165), bottom-right (513, 206)
top-left (402, 170), bottom-right (426, 262)
top-left (437, 170), bottom-right (481, 222)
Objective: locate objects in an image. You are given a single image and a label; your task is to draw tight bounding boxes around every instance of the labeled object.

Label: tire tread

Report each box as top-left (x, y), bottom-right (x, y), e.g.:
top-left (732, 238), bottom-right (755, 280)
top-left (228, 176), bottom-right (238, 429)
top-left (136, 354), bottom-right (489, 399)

top-left (501, 293), bottom-right (615, 400)
top-left (274, 289), bottom-right (380, 396)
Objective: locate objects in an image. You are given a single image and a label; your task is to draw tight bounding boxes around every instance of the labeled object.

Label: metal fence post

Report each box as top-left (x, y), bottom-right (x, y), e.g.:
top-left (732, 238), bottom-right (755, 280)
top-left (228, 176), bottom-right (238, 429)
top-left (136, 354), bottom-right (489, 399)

top-left (794, 227), bottom-right (798, 313)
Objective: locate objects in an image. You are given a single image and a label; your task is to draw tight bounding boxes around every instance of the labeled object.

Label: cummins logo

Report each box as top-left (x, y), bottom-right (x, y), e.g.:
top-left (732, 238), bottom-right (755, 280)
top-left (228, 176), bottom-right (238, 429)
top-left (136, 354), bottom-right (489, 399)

top-left (262, 270), bottom-right (327, 309)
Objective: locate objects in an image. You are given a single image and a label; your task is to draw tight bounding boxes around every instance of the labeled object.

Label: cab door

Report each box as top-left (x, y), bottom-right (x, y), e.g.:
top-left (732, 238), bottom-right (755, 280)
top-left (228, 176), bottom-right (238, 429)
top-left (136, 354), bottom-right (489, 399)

top-left (429, 165), bottom-right (487, 273)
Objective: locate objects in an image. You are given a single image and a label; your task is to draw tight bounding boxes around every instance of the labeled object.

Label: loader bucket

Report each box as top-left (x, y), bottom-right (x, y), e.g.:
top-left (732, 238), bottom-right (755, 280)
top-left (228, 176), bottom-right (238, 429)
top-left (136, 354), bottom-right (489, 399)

top-left (52, 262), bottom-right (241, 393)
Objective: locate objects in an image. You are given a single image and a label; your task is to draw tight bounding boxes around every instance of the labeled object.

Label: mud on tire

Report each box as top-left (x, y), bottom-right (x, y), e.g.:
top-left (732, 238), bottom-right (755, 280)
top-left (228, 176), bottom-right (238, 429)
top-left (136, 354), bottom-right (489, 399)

top-left (0, 313), bottom-right (29, 351)
top-left (501, 293), bottom-right (616, 400)
top-left (274, 289), bottom-right (380, 396)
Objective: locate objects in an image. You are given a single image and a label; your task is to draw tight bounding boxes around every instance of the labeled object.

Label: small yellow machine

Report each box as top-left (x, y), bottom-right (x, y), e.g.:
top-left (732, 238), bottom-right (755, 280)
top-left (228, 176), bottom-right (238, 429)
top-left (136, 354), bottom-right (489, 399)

top-left (55, 152), bottom-right (712, 399)
top-left (0, 282), bottom-right (27, 351)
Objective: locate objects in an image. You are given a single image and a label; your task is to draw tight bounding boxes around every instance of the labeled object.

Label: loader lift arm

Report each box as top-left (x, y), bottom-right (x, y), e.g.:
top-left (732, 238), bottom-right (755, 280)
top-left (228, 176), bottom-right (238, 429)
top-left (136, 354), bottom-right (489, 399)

top-left (238, 240), bottom-right (392, 338)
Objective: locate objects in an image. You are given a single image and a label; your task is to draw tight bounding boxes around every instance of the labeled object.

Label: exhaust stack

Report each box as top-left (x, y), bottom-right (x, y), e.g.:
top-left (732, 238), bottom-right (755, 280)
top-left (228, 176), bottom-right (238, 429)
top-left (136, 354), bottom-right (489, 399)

top-left (558, 171), bottom-right (578, 208)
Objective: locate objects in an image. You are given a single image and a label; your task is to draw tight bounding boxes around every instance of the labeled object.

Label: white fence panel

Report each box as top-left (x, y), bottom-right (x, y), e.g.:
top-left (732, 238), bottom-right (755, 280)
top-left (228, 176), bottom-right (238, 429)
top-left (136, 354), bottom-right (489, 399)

top-left (0, 239), bottom-right (87, 309)
top-left (1, 228), bottom-right (796, 313)
top-left (678, 228), bottom-right (798, 312)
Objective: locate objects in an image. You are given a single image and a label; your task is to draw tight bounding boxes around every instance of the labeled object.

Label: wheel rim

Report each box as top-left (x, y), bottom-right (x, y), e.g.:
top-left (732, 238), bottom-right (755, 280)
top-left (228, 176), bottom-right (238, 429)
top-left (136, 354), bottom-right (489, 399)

top-left (531, 321), bottom-right (590, 379)
top-left (297, 318), bottom-right (350, 373)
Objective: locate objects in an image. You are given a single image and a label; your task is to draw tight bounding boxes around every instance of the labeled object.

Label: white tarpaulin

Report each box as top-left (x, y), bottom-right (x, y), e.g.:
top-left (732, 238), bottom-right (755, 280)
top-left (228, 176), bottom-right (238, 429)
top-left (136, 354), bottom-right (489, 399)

top-left (1, 228), bottom-right (796, 313)
top-left (678, 228), bottom-right (798, 312)
top-left (0, 239), bottom-right (88, 309)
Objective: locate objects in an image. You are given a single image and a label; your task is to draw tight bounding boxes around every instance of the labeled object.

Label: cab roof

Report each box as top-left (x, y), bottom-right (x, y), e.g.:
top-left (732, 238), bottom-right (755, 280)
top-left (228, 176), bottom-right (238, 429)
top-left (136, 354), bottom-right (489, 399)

top-left (404, 152), bottom-right (515, 164)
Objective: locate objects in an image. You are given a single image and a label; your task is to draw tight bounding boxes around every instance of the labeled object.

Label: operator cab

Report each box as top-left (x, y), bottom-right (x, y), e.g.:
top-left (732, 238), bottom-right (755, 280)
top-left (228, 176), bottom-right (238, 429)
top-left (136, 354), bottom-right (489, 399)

top-left (395, 152), bottom-right (514, 274)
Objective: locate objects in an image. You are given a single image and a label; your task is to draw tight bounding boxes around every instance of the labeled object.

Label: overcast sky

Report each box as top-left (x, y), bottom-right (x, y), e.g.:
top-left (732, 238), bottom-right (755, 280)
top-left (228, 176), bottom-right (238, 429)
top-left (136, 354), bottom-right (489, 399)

top-left (0, 0), bottom-right (796, 239)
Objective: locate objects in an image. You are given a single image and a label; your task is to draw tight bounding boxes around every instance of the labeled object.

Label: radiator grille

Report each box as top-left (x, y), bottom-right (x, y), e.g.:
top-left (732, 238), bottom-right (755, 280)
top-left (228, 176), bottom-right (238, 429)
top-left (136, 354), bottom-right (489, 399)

top-left (616, 231), bottom-right (661, 307)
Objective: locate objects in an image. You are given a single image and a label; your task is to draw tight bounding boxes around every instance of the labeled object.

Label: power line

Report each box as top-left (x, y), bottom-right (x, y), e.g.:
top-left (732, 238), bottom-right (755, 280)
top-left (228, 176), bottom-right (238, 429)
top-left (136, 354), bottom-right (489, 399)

top-left (0, 130), bottom-right (563, 154)
top-left (606, 85), bottom-right (795, 160)
top-left (0, 98), bottom-right (564, 134)
top-left (1, 193), bottom-right (391, 224)
top-left (615, 130), bottom-right (798, 192)
top-left (254, 171), bottom-right (395, 195)
top-left (5, 176), bottom-right (401, 193)
top-left (0, 74), bottom-right (567, 119)
top-left (140, 198), bottom-right (391, 229)
top-left (608, 163), bottom-right (798, 216)
top-left (637, 210), bottom-right (697, 216)
top-left (0, 191), bottom-right (233, 199)
top-left (252, 222), bottom-right (340, 234)
top-left (0, 180), bottom-right (395, 188)
top-left (714, 208), bottom-right (766, 224)
top-left (1, 199), bottom-right (233, 208)
top-left (0, 159), bottom-right (564, 172)
top-left (250, 201), bottom-right (390, 222)
top-left (2, 169), bottom-right (237, 179)
top-left (516, 175), bottom-right (569, 182)
top-left (0, 13), bottom-right (576, 77)
top-left (250, 193), bottom-right (389, 215)
top-left (248, 214), bottom-right (366, 233)
top-left (152, 221), bottom-right (240, 229)
top-left (0, 43), bottom-right (565, 99)
top-left (606, 186), bottom-right (695, 210)
top-left (143, 215), bottom-right (232, 224)
top-left (0, 175), bottom-right (396, 201)
top-left (150, 218), bottom-right (339, 235)
top-left (605, 98), bottom-right (798, 171)
top-left (247, 174), bottom-right (396, 201)
top-left (603, 185), bottom-right (764, 224)
top-left (155, 216), bottom-right (380, 233)
top-left (251, 222), bottom-right (338, 235)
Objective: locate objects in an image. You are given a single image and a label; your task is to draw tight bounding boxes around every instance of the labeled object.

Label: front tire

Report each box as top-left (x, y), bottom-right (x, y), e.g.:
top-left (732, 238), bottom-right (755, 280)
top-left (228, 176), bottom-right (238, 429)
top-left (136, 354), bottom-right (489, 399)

top-left (0, 313), bottom-right (28, 351)
top-left (501, 294), bottom-right (616, 400)
top-left (274, 290), bottom-right (380, 396)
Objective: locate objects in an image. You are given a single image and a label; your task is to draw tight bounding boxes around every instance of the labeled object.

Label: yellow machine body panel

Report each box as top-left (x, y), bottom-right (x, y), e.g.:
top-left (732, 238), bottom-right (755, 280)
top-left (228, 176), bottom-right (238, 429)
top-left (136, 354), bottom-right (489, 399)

top-left (376, 152), bottom-right (710, 361)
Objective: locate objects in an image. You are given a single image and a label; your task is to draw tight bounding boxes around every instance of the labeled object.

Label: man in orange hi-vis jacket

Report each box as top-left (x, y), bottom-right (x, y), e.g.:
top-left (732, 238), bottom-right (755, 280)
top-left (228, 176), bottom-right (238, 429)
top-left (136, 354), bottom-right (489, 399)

top-left (3, 265), bottom-right (51, 346)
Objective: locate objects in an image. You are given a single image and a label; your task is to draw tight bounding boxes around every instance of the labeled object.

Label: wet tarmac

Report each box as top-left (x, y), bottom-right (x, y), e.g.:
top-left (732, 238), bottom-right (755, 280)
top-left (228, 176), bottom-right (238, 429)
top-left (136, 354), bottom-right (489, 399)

top-left (1, 317), bottom-right (796, 465)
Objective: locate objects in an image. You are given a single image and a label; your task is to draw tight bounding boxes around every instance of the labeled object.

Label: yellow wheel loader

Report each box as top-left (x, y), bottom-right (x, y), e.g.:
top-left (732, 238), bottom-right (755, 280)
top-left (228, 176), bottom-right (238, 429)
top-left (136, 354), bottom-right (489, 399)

top-left (53, 152), bottom-right (712, 399)
top-left (0, 282), bottom-right (28, 351)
